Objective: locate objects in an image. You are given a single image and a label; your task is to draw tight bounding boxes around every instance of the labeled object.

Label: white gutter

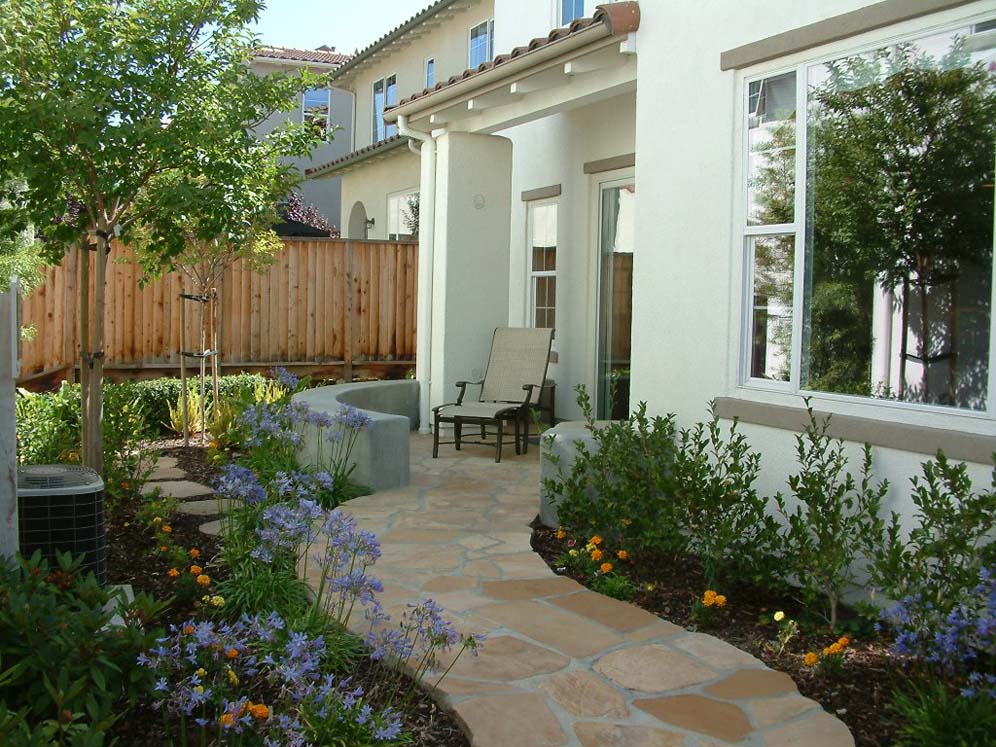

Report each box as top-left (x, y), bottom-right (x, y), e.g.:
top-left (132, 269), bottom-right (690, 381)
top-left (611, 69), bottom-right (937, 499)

top-left (398, 114), bottom-right (437, 433)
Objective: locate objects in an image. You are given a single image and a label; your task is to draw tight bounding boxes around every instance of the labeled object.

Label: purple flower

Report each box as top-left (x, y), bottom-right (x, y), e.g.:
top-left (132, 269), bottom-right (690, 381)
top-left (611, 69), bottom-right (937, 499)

top-left (271, 366), bottom-right (300, 390)
top-left (214, 464), bottom-right (267, 504)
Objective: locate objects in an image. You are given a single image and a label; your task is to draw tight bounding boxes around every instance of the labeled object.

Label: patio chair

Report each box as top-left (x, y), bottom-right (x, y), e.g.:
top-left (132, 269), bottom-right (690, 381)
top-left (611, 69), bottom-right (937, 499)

top-left (432, 327), bottom-right (554, 463)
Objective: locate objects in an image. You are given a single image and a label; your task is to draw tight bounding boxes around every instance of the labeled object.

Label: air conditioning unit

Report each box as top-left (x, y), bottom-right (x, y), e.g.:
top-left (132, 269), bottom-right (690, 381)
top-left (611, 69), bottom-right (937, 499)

top-left (17, 465), bottom-right (107, 586)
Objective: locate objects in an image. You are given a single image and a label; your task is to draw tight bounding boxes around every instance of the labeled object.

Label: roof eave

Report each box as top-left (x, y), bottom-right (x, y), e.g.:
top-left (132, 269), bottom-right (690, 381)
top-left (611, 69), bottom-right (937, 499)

top-left (306, 136), bottom-right (413, 179)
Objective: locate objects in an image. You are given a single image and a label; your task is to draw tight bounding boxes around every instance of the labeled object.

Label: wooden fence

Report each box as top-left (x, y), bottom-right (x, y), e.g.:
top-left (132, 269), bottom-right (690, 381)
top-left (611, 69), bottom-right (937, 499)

top-left (18, 238), bottom-right (418, 384)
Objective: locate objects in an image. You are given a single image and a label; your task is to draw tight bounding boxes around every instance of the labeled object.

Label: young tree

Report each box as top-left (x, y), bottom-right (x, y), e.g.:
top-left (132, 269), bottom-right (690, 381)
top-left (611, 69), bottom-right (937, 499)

top-left (0, 0), bottom-right (318, 473)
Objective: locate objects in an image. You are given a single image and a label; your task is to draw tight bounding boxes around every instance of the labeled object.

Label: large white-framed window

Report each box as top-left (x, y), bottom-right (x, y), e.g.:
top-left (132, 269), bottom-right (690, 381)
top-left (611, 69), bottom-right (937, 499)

top-left (469, 19), bottom-right (495, 68)
top-left (302, 87), bottom-right (332, 140)
top-left (387, 188), bottom-right (419, 240)
top-left (739, 14), bottom-right (996, 416)
top-left (527, 199), bottom-right (558, 338)
top-left (372, 74), bottom-right (398, 143)
top-left (425, 58), bottom-right (435, 88)
top-left (560, 0), bottom-right (584, 25)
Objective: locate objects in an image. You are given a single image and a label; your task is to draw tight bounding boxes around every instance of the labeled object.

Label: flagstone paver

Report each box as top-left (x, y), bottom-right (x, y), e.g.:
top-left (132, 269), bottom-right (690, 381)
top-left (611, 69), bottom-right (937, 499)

top-left (308, 434), bottom-right (855, 747)
top-left (142, 479), bottom-right (214, 499)
top-left (175, 498), bottom-right (237, 516)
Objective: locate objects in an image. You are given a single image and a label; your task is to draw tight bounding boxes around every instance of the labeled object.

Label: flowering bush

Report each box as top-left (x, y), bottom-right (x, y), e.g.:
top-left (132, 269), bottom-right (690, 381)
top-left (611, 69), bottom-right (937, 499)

top-left (802, 635), bottom-right (851, 676)
top-left (691, 589), bottom-right (728, 628)
top-left (557, 531), bottom-right (634, 600)
top-left (140, 613), bottom-right (404, 746)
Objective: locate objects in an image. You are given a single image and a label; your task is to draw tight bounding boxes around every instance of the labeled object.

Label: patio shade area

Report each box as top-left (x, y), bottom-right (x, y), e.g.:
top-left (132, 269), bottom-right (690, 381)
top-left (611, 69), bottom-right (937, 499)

top-left (306, 434), bottom-right (855, 747)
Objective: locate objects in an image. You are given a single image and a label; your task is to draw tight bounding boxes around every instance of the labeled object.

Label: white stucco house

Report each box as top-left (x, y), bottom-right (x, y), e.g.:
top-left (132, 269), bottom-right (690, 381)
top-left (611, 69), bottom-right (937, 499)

top-left (251, 45), bottom-right (355, 229)
top-left (309, 0), bottom-right (996, 523)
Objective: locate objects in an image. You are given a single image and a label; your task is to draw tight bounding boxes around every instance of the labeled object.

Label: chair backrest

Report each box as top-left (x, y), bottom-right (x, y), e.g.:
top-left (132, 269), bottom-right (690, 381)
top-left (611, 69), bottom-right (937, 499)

top-left (479, 327), bottom-right (554, 405)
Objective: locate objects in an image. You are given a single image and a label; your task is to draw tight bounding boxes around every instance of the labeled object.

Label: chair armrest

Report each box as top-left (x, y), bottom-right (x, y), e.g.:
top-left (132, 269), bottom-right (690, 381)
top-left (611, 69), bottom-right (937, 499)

top-left (455, 379), bottom-right (484, 405)
top-left (521, 382), bottom-right (552, 404)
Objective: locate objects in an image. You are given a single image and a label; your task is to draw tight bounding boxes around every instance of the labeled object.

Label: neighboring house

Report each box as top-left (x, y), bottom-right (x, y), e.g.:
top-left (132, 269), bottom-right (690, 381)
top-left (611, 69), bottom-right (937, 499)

top-left (251, 45), bottom-right (355, 229)
top-left (312, 0), bottom-right (996, 522)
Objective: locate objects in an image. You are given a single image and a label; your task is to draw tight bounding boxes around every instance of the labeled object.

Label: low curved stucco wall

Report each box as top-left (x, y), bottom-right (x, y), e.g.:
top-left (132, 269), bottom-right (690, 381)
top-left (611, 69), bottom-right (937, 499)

top-left (539, 420), bottom-right (615, 527)
top-left (294, 380), bottom-right (419, 493)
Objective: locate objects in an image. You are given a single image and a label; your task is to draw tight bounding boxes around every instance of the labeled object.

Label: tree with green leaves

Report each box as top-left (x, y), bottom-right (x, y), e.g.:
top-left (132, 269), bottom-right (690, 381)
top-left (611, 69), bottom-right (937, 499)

top-left (0, 0), bottom-right (320, 473)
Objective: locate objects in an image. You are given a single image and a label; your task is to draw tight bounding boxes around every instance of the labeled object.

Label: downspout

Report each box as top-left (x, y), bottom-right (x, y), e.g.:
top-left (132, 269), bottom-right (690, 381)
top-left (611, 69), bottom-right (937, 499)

top-left (397, 114), bottom-right (436, 433)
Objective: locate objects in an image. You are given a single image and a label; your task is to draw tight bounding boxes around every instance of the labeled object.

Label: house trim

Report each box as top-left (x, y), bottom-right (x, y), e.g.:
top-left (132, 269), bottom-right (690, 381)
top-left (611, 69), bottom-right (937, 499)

top-left (583, 153), bottom-right (635, 174)
top-left (521, 184), bottom-right (562, 201)
top-left (713, 397), bottom-right (996, 463)
top-left (719, 0), bottom-right (979, 70)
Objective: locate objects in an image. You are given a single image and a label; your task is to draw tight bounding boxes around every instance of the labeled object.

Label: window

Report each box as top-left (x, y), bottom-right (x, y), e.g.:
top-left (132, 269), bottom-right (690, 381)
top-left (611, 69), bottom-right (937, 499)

top-left (372, 75), bottom-right (398, 143)
top-left (527, 200), bottom-right (558, 334)
top-left (561, 0), bottom-right (584, 25)
top-left (303, 88), bottom-right (331, 140)
top-left (742, 19), bottom-right (996, 413)
top-left (469, 19), bottom-right (495, 68)
top-left (426, 58), bottom-right (435, 88)
top-left (388, 190), bottom-right (418, 240)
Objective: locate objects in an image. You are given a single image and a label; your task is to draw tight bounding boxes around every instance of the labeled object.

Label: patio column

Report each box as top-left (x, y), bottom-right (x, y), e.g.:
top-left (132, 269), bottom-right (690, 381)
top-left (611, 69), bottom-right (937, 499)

top-left (428, 132), bottom-right (513, 417)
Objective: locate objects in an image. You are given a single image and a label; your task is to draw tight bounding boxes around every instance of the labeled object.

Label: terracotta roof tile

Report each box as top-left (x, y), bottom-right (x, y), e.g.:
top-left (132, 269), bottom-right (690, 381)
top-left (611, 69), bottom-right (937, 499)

top-left (387, 2), bottom-right (640, 112)
top-left (305, 134), bottom-right (412, 178)
top-left (255, 45), bottom-right (352, 66)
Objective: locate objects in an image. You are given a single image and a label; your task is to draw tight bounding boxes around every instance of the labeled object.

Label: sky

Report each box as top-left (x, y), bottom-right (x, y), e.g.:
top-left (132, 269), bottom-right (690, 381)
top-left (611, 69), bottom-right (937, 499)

top-left (252, 0), bottom-right (433, 54)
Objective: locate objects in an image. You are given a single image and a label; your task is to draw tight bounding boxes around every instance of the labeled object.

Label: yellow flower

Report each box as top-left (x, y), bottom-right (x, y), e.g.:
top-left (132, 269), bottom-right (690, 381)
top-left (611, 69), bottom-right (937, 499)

top-left (702, 590), bottom-right (717, 607)
top-left (195, 668), bottom-right (207, 678)
top-left (714, 594), bottom-right (727, 608)
top-left (590, 549), bottom-right (604, 561)
top-left (167, 568), bottom-right (180, 578)
top-left (555, 529), bottom-right (567, 540)
top-left (584, 543), bottom-right (596, 553)
top-left (568, 549), bottom-right (579, 557)
top-left (152, 517), bottom-right (163, 525)
top-left (227, 668), bottom-right (239, 685)
top-left (616, 550), bottom-right (628, 560)
top-left (590, 535), bottom-right (603, 546)
top-left (773, 611), bottom-right (785, 622)
top-left (211, 595), bottom-right (225, 608)
top-left (803, 652), bottom-right (819, 667)
top-left (621, 518), bottom-right (632, 527)
top-left (600, 562), bottom-right (613, 574)
top-left (192, 685), bottom-right (204, 694)
top-left (196, 574), bottom-right (211, 587)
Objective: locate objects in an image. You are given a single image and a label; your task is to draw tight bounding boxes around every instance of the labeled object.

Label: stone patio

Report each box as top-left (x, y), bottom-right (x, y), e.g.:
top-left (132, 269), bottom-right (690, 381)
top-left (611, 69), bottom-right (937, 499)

top-left (312, 434), bottom-right (855, 747)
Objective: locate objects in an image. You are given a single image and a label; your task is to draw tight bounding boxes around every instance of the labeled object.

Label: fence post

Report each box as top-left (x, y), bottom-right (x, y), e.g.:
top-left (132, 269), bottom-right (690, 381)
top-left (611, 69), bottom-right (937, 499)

top-left (344, 239), bottom-right (354, 383)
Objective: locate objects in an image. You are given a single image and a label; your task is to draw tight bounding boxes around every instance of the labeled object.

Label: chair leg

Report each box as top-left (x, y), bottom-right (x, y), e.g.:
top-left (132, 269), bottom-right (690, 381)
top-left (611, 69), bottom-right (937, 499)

top-left (480, 424), bottom-right (486, 439)
top-left (522, 411), bottom-right (530, 454)
top-left (432, 413), bottom-right (440, 458)
top-left (454, 420), bottom-right (462, 451)
top-left (495, 419), bottom-right (504, 463)
top-left (513, 416), bottom-right (521, 456)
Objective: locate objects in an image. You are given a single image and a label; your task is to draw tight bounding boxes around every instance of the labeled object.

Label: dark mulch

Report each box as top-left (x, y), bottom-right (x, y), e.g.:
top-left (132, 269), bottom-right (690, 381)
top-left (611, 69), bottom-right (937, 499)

top-left (531, 526), bottom-right (908, 747)
top-left (105, 440), bottom-right (469, 747)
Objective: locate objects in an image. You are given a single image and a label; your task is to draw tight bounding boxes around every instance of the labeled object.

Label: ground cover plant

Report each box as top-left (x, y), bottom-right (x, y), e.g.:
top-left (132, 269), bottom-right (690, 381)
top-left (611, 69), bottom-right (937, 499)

top-left (541, 386), bottom-right (996, 747)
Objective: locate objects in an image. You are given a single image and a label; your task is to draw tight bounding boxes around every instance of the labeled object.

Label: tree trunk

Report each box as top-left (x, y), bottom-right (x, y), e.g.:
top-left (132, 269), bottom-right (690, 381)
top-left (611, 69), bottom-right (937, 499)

top-left (82, 228), bottom-right (108, 474)
top-left (898, 277), bottom-right (909, 400)
top-left (79, 241), bottom-right (91, 464)
top-left (918, 256), bottom-right (930, 401)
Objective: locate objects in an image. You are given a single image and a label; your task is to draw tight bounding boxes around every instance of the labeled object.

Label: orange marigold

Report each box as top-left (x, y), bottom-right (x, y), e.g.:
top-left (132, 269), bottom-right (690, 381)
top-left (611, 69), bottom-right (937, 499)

top-left (162, 525), bottom-right (172, 534)
top-left (182, 625), bottom-right (195, 635)
top-left (803, 652), bottom-right (819, 667)
top-left (196, 574), bottom-right (211, 587)
top-left (702, 590), bottom-right (717, 606)
top-left (167, 568), bottom-right (180, 578)
top-left (590, 549), bottom-right (604, 561)
top-left (555, 529), bottom-right (567, 540)
top-left (160, 545), bottom-right (169, 552)
top-left (225, 648), bottom-right (239, 659)
top-left (616, 550), bottom-right (629, 560)
top-left (714, 594), bottom-right (727, 608)
top-left (838, 636), bottom-right (850, 647)
top-left (219, 713), bottom-right (235, 728)
top-left (600, 562), bottom-right (614, 574)
top-left (190, 565), bottom-right (203, 575)
top-left (248, 703), bottom-right (270, 720)
top-left (590, 535), bottom-right (603, 546)
top-left (189, 548), bottom-right (201, 559)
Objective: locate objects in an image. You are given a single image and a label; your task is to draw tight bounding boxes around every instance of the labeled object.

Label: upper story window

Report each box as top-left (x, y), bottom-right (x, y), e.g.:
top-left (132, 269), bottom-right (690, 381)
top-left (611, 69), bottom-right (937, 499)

top-left (303, 88), bottom-right (331, 140)
top-left (372, 74), bottom-right (398, 143)
top-left (426, 58), bottom-right (435, 88)
top-left (469, 19), bottom-right (495, 68)
top-left (561, 0), bottom-right (585, 25)
top-left (742, 17), bottom-right (996, 413)
top-left (527, 199), bottom-right (558, 335)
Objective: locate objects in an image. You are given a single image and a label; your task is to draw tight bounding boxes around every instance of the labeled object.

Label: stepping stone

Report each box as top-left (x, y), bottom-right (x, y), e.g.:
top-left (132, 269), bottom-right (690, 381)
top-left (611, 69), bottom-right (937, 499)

top-left (199, 520), bottom-right (221, 537)
top-left (452, 693), bottom-right (566, 747)
top-left (594, 644), bottom-right (716, 693)
top-left (148, 465), bottom-right (186, 481)
top-left (574, 723), bottom-right (685, 747)
top-left (143, 480), bottom-right (213, 499)
top-left (633, 694), bottom-right (752, 743)
top-left (540, 670), bottom-right (629, 718)
top-left (154, 456), bottom-right (179, 470)
top-left (175, 498), bottom-right (237, 517)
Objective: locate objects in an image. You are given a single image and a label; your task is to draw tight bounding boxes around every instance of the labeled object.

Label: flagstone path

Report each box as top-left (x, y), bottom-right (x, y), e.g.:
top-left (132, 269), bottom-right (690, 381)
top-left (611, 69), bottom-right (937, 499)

top-left (306, 435), bottom-right (855, 747)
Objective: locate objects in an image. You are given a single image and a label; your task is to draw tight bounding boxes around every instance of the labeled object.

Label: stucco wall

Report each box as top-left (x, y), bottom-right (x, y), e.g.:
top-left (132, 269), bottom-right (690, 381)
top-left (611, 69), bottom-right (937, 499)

top-left (339, 150), bottom-right (421, 240)
top-left (252, 60), bottom-right (354, 228)
top-left (343, 0), bottom-right (496, 151)
top-left (503, 92), bottom-right (636, 422)
top-left (631, 0), bottom-right (996, 527)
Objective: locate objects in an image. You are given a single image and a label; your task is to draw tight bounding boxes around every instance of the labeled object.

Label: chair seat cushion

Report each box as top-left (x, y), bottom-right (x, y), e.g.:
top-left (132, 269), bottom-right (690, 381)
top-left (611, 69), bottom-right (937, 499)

top-left (436, 402), bottom-right (521, 420)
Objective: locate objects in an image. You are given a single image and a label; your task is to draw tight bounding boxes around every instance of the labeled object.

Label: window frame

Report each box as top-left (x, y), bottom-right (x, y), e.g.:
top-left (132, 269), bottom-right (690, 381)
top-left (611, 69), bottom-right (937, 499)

top-left (526, 197), bottom-right (559, 342)
top-left (302, 87), bottom-right (332, 141)
top-left (560, 0), bottom-right (585, 26)
top-left (735, 8), bottom-right (996, 422)
top-left (425, 57), bottom-right (435, 89)
top-left (371, 73), bottom-right (398, 144)
top-left (387, 187), bottom-right (419, 241)
top-left (468, 19), bottom-right (495, 68)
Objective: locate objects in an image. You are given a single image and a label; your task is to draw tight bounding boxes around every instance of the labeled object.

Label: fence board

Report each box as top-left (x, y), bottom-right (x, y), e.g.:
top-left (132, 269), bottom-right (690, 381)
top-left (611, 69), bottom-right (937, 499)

top-left (18, 238), bottom-right (417, 382)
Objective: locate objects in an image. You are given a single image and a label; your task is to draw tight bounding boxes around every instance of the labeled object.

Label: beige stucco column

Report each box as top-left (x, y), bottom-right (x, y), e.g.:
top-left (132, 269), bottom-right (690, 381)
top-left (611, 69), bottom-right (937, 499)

top-left (428, 132), bottom-right (514, 416)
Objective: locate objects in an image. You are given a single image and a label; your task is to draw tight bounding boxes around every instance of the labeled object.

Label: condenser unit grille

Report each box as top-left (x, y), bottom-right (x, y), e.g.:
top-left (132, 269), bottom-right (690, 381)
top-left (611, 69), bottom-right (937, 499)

top-left (17, 465), bottom-right (107, 585)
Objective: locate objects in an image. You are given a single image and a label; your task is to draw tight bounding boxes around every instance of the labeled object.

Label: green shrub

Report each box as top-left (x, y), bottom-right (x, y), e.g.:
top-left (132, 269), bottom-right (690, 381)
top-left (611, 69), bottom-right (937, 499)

top-left (673, 407), bottom-right (781, 587)
top-left (214, 560), bottom-right (311, 620)
top-left (544, 387), bottom-right (685, 559)
top-left (132, 373), bottom-right (268, 434)
top-left (0, 552), bottom-right (163, 739)
top-left (891, 681), bottom-right (996, 747)
top-left (870, 452), bottom-right (996, 620)
top-left (775, 404), bottom-right (890, 628)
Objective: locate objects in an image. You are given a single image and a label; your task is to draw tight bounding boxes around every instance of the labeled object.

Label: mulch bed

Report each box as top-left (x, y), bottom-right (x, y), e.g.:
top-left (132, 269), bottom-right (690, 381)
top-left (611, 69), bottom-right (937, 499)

top-left (105, 439), bottom-right (470, 747)
top-left (531, 526), bottom-right (910, 747)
